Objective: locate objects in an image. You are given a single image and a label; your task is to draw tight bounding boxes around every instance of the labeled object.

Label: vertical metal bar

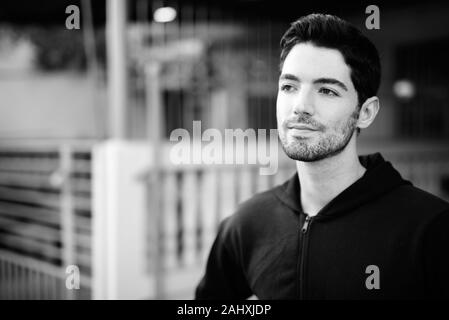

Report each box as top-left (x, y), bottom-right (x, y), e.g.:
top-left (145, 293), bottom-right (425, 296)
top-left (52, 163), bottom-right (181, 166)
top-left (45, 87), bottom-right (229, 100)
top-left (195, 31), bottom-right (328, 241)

top-left (81, 0), bottom-right (98, 73)
top-left (182, 2), bottom-right (194, 127)
top-left (51, 276), bottom-right (57, 300)
top-left (146, 63), bottom-right (163, 145)
top-left (11, 263), bottom-right (17, 300)
top-left (239, 166), bottom-right (252, 203)
top-left (195, 3), bottom-right (207, 125)
top-left (41, 273), bottom-right (46, 300)
top-left (181, 170), bottom-right (197, 267)
top-left (145, 63), bottom-right (164, 299)
top-left (204, 1), bottom-right (211, 127)
top-left (28, 267), bottom-right (34, 300)
top-left (0, 259), bottom-right (3, 299)
top-left (174, 0), bottom-right (181, 134)
top-left (60, 145), bottom-right (75, 300)
top-left (107, 0), bottom-right (128, 139)
top-left (16, 264), bottom-right (21, 299)
top-left (200, 168), bottom-right (218, 262)
top-left (21, 266), bottom-right (27, 300)
top-left (220, 168), bottom-right (236, 220)
top-left (35, 270), bottom-right (41, 300)
top-left (25, 267), bottom-right (31, 300)
top-left (2, 260), bottom-right (7, 299)
top-left (42, 273), bottom-right (48, 299)
top-left (7, 262), bottom-right (11, 300)
top-left (19, 264), bottom-right (24, 300)
top-left (81, 0), bottom-right (105, 138)
top-left (6, 261), bottom-right (10, 299)
top-left (163, 171), bottom-right (178, 270)
top-left (0, 260), bottom-right (5, 299)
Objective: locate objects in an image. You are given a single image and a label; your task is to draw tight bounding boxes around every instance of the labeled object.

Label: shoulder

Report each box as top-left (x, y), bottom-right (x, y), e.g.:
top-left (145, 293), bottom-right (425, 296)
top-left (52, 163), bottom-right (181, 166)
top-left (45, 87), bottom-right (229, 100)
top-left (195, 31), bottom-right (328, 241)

top-left (392, 184), bottom-right (449, 213)
top-left (220, 187), bottom-right (276, 231)
top-left (382, 183), bottom-right (449, 227)
top-left (219, 183), bottom-right (296, 245)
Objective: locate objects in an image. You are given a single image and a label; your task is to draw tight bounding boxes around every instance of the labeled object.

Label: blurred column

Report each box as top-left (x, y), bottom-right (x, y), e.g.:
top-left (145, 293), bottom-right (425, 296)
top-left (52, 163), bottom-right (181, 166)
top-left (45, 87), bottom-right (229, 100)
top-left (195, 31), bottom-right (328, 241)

top-left (107, 0), bottom-right (128, 139)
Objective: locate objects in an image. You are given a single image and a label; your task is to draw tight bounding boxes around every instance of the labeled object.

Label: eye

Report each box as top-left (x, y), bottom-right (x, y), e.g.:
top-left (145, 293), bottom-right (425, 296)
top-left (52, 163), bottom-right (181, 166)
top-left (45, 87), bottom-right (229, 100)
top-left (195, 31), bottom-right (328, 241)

top-left (280, 84), bottom-right (296, 92)
top-left (319, 87), bottom-right (339, 97)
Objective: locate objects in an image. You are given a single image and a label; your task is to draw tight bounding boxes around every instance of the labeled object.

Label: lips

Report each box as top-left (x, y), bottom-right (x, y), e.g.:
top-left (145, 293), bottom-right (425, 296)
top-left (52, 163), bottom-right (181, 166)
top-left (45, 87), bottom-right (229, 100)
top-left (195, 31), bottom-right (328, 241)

top-left (287, 124), bottom-right (317, 131)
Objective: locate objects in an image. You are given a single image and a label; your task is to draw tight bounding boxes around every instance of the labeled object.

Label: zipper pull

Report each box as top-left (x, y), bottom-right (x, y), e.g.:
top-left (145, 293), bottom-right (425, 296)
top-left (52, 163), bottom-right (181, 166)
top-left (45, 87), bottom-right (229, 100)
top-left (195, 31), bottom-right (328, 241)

top-left (302, 215), bottom-right (311, 233)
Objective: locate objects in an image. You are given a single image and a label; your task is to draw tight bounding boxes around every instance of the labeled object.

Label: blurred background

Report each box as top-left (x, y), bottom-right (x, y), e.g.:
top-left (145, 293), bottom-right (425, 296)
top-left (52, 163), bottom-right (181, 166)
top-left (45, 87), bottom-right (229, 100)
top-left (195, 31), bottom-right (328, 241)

top-left (0, 0), bottom-right (449, 299)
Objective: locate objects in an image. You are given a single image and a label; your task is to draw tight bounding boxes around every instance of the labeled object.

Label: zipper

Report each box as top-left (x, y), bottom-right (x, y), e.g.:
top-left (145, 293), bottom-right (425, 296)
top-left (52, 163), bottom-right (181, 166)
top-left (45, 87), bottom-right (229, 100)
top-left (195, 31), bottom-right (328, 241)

top-left (302, 215), bottom-right (311, 233)
top-left (298, 214), bottom-right (313, 299)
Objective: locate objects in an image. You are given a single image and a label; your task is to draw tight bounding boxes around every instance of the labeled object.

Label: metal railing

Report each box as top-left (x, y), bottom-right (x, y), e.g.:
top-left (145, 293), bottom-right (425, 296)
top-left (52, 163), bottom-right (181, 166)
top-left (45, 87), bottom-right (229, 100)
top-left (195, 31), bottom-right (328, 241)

top-left (0, 140), bottom-right (94, 300)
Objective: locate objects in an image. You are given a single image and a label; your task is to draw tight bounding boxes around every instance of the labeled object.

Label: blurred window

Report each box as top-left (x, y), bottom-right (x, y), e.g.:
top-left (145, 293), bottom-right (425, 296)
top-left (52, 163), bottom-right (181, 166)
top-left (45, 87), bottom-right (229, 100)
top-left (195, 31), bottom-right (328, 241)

top-left (395, 37), bottom-right (449, 139)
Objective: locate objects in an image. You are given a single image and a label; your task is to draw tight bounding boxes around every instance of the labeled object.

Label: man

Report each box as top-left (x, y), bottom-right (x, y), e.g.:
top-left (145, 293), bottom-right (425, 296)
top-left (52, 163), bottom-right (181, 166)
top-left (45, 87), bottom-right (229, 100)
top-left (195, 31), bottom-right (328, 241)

top-left (195, 13), bottom-right (449, 299)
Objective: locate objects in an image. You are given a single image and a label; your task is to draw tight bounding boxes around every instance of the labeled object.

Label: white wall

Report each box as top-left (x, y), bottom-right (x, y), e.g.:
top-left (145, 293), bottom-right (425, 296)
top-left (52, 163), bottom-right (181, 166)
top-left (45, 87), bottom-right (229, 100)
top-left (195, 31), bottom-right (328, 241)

top-left (0, 72), bottom-right (107, 139)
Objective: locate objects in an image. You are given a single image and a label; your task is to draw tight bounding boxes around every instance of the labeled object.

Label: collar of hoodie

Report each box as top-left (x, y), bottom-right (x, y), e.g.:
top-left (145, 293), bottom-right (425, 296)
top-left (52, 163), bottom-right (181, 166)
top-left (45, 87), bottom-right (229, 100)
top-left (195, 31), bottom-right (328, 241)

top-left (272, 152), bottom-right (412, 221)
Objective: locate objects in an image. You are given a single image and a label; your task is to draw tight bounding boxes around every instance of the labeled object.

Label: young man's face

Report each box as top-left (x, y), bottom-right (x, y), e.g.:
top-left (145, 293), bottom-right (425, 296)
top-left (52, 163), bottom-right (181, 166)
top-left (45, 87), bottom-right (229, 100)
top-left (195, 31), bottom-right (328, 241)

top-left (277, 42), bottom-right (360, 162)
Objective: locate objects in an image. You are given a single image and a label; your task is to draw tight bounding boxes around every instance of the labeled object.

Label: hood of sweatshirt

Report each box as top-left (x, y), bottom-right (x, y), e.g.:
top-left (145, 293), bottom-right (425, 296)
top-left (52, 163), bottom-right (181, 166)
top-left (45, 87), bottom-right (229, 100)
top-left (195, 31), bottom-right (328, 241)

top-left (272, 153), bottom-right (412, 220)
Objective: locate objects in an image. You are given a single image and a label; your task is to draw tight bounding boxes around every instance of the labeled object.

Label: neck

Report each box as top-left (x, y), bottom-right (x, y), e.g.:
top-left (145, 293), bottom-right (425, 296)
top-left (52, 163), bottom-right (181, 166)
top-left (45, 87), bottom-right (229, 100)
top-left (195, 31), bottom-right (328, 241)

top-left (296, 137), bottom-right (366, 217)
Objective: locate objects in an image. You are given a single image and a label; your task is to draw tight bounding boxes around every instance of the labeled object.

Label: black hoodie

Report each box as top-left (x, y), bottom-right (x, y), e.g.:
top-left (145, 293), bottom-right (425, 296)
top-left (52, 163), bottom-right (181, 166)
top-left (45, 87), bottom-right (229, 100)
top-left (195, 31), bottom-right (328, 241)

top-left (195, 153), bottom-right (449, 299)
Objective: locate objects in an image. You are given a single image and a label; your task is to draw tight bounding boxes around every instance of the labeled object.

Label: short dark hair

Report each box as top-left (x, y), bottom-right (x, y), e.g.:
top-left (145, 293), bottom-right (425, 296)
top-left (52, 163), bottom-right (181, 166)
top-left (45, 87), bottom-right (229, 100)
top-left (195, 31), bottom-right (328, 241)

top-left (280, 13), bottom-right (381, 110)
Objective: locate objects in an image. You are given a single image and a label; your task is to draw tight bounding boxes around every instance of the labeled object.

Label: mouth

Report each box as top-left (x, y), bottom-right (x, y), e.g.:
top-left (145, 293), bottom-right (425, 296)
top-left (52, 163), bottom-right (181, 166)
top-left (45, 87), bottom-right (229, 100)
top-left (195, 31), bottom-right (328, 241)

top-left (287, 124), bottom-right (318, 131)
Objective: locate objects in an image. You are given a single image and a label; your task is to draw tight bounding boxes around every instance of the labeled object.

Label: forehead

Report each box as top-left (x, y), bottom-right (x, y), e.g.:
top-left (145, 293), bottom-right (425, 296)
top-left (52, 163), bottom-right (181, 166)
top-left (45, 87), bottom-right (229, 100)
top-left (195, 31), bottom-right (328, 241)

top-left (281, 43), bottom-right (353, 87)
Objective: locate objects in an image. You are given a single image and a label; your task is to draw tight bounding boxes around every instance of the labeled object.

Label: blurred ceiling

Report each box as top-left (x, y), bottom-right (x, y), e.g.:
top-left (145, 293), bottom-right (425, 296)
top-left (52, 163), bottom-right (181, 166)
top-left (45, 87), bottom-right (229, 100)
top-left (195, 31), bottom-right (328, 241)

top-left (0, 0), bottom-right (443, 26)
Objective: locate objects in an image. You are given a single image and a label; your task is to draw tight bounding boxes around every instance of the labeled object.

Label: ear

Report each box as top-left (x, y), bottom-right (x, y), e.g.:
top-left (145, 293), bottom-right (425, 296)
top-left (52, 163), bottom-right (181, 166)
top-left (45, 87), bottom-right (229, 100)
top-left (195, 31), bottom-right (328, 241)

top-left (356, 96), bottom-right (379, 130)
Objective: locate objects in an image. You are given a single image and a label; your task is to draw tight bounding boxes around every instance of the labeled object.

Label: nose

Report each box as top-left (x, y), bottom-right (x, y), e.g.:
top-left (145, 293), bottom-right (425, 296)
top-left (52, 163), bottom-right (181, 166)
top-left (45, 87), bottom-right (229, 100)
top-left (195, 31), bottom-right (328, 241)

top-left (292, 87), bottom-right (314, 115)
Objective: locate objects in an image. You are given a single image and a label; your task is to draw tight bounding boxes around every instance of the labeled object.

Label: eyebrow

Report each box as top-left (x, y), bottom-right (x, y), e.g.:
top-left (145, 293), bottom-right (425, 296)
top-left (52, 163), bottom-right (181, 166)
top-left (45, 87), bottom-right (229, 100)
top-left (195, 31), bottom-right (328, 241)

top-left (279, 73), bottom-right (348, 92)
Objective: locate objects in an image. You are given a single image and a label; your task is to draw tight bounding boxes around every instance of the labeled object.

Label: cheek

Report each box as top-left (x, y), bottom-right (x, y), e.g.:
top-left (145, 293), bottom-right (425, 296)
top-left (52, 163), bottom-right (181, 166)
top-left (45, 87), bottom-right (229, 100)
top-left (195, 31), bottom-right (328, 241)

top-left (315, 99), bottom-right (357, 126)
top-left (276, 95), bottom-right (289, 122)
top-left (320, 110), bottom-right (355, 133)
